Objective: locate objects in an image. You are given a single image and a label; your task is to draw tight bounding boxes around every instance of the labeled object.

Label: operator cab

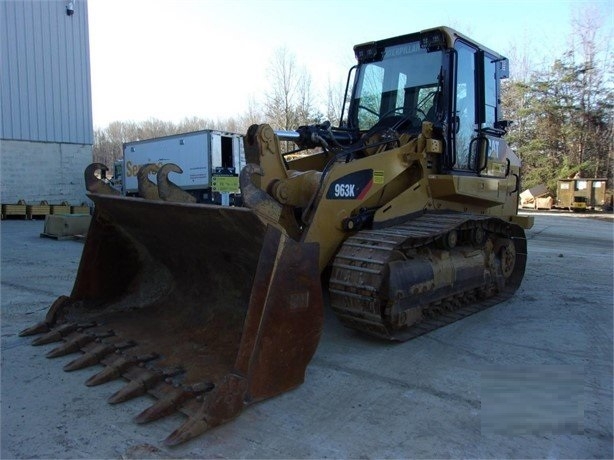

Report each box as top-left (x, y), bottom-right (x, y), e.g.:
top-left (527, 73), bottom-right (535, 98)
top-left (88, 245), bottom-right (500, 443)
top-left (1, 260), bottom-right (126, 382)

top-left (346, 27), bottom-right (510, 177)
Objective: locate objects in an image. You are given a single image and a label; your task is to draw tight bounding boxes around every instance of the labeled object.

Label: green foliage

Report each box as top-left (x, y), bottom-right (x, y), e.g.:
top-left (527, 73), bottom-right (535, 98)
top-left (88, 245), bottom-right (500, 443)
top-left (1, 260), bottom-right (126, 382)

top-left (502, 27), bottom-right (613, 196)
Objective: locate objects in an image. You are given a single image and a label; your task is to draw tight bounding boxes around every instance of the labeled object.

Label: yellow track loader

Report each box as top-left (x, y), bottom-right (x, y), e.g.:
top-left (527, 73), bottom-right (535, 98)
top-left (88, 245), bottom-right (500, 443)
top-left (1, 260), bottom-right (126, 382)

top-left (22, 27), bottom-right (533, 445)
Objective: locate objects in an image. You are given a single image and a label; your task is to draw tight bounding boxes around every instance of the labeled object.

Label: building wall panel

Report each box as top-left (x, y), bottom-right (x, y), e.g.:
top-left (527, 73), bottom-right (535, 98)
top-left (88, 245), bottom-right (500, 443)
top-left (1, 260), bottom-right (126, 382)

top-left (0, 139), bottom-right (92, 204)
top-left (0, 0), bottom-right (93, 145)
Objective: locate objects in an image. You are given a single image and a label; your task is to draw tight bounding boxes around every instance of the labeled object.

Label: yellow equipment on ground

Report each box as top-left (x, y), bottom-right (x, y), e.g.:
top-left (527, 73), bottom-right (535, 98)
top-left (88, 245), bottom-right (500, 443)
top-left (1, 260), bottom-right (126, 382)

top-left (22, 27), bottom-right (533, 445)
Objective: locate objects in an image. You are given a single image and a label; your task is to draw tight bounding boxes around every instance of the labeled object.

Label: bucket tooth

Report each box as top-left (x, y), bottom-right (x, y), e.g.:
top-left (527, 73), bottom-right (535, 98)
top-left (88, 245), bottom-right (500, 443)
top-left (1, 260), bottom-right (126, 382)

top-left (64, 340), bottom-right (134, 372)
top-left (164, 416), bottom-right (209, 447)
top-left (45, 333), bottom-right (95, 358)
top-left (85, 353), bottom-right (158, 387)
top-left (109, 367), bottom-right (184, 404)
top-left (18, 321), bottom-right (49, 337)
top-left (31, 323), bottom-right (79, 346)
top-left (85, 359), bottom-right (126, 387)
top-left (108, 379), bottom-right (149, 404)
top-left (134, 388), bottom-right (191, 424)
top-left (109, 369), bottom-right (179, 404)
top-left (63, 343), bottom-right (116, 371)
top-left (19, 295), bottom-right (72, 337)
top-left (164, 374), bottom-right (248, 446)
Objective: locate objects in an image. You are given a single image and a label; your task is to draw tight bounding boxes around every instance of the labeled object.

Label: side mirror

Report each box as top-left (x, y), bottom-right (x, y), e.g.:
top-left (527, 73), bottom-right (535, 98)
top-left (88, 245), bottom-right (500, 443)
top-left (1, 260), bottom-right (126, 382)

top-left (494, 120), bottom-right (512, 132)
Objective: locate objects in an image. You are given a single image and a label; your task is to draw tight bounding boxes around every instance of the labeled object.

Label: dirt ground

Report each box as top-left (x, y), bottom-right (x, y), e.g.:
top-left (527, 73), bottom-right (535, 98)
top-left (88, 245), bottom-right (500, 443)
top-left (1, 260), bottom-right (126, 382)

top-left (1, 213), bottom-right (612, 459)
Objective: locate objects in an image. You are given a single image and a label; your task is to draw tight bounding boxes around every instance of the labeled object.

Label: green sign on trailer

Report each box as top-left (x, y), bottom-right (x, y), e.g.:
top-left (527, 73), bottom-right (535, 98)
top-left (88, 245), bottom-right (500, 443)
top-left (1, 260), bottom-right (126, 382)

top-left (211, 174), bottom-right (239, 193)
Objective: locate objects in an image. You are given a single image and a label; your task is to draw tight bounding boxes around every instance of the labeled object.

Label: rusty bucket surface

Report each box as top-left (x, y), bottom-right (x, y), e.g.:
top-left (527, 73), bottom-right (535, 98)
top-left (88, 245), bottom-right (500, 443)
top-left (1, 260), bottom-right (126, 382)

top-left (21, 193), bottom-right (324, 445)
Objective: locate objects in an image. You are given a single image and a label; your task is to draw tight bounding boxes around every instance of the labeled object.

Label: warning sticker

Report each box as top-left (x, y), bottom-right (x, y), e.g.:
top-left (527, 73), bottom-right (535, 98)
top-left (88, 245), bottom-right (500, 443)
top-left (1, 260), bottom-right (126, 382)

top-left (212, 175), bottom-right (239, 193)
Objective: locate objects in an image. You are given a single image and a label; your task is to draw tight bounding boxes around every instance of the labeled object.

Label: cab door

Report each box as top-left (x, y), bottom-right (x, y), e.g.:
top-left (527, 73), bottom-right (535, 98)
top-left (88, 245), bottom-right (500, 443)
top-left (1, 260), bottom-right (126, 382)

top-left (453, 40), bottom-right (478, 171)
top-left (452, 40), bottom-right (510, 177)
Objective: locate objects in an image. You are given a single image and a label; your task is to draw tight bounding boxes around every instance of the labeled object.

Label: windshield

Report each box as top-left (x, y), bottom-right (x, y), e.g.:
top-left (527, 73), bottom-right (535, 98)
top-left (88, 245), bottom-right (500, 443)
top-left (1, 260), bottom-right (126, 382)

top-left (350, 42), bottom-right (443, 131)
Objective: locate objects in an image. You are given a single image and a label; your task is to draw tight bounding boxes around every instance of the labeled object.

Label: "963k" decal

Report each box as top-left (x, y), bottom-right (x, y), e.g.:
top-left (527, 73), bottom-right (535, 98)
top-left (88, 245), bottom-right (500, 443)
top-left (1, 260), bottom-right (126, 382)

top-left (326, 169), bottom-right (374, 200)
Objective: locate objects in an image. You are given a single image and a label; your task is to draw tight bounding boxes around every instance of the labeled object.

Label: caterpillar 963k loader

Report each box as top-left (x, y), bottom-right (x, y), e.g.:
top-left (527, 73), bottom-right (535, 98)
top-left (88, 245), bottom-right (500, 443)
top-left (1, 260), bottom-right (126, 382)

top-left (21, 27), bottom-right (533, 445)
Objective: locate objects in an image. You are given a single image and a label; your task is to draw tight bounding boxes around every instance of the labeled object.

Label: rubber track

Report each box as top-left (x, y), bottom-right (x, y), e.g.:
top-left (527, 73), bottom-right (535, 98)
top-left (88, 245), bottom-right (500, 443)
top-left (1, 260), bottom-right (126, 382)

top-left (328, 212), bottom-right (527, 341)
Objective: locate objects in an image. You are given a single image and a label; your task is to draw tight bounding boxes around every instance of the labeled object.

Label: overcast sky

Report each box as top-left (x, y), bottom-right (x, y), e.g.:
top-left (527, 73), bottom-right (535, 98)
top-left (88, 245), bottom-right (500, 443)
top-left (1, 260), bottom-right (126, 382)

top-left (87, 0), bottom-right (613, 128)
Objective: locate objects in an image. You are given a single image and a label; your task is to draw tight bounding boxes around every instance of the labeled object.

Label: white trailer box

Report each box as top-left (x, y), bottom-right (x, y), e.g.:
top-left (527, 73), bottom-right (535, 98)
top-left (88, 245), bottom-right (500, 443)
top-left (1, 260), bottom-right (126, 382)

top-left (122, 130), bottom-right (244, 203)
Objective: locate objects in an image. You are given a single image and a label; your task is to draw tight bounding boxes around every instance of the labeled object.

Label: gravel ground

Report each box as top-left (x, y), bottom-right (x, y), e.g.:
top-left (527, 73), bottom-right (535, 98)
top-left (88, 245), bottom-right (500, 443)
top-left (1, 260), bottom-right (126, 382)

top-left (1, 213), bottom-right (612, 459)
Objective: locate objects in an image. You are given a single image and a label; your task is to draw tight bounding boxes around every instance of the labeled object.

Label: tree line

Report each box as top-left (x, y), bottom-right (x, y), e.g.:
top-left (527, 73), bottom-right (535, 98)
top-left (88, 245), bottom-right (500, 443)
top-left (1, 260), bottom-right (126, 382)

top-left (93, 47), bottom-right (334, 169)
top-left (94, 19), bottom-right (612, 196)
top-left (502, 12), bottom-right (613, 193)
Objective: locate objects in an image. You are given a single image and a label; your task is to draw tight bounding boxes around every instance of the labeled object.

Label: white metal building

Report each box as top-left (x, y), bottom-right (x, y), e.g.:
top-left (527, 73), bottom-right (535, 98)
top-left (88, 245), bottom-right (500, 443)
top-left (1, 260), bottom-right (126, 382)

top-left (0, 0), bottom-right (93, 205)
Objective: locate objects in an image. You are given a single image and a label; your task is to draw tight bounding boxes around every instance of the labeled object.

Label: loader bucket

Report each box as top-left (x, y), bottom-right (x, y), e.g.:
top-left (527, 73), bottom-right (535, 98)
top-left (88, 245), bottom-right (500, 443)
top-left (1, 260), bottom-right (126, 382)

top-left (20, 193), bottom-right (324, 445)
